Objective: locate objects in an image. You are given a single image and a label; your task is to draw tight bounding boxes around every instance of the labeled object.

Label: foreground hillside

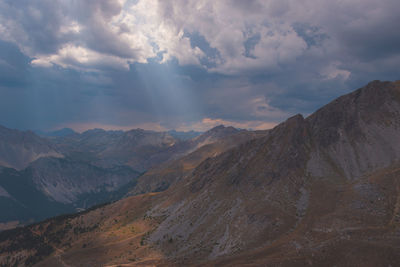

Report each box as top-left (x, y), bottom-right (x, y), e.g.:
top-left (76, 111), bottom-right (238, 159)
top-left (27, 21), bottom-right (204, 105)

top-left (1, 80), bottom-right (400, 266)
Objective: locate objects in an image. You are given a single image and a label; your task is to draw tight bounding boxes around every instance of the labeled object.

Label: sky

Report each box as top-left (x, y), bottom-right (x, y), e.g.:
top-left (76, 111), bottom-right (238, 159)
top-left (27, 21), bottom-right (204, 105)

top-left (0, 0), bottom-right (399, 132)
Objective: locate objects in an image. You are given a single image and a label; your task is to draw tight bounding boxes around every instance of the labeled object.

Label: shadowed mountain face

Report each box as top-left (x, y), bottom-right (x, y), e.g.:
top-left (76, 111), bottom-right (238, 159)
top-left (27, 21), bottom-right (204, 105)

top-left (1, 80), bottom-right (400, 266)
top-left (0, 126), bottom-right (63, 170)
top-left (0, 158), bottom-right (141, 227)
top-left (27, 157), bottom-right (140, 204)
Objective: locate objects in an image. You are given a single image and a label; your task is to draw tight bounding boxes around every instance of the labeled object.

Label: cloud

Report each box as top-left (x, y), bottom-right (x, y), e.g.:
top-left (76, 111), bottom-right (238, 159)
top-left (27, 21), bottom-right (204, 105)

top-left (1, 0), bottom-right (399, 75)
top-left (0, 0), bottom-right (399, 132)
top-left (31, 44), bottom-right (131, 70)
top-left (320, 62), bottom-right (351, 81)
top-left (0, 0), bottom-right (156, 70)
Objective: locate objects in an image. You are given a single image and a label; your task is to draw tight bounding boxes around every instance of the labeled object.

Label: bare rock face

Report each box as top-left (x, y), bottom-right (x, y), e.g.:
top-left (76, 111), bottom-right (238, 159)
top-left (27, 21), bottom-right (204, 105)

top-left (307, 80), bottom-right (400, 180)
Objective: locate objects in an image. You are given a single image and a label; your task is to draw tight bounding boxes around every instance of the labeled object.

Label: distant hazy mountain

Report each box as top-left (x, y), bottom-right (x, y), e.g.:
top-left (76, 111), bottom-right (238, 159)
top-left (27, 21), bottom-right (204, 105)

top-left (0, 126), bottom-right (63, 170)
top-left (137, 125), bottom-right (245, 169)
top-left (50, 128), bottom-right (176, 171)
top-left (35, 128), bottom-right (77, 137)
top-left (51, 127), bottom-right (239, 172)
top-left (3, 81), bottom-right (400, 266)
top-left (167, 130), bottom-right (202, 140)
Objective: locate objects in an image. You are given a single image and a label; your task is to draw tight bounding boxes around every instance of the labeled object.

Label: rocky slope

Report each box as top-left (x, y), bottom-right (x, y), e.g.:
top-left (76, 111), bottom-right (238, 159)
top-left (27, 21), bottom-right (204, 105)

top-left (1, 80), bottom-right (400, 266)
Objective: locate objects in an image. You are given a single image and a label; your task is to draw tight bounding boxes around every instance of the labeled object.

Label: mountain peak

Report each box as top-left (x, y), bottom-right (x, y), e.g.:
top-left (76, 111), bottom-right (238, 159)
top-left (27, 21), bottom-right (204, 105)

top-left (35, 128), bottom-right (77, 137)
top-left (207, 124), bottom-right (238, 134)
top-left (209, 124), bottom-right (226, 130)
top-left (192, 125), bottom-right (239, 143)
top-left (82, 128), bottom-right (107, 134)
top-left (284, 113), bottom-right (304, 125)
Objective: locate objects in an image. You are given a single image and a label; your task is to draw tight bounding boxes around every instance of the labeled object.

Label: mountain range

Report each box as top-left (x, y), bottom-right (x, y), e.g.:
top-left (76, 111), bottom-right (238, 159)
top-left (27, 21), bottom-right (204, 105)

top-left (1, 80), bottom-right (400, 266)
top-left (0, 124), bottom-right (246, 230)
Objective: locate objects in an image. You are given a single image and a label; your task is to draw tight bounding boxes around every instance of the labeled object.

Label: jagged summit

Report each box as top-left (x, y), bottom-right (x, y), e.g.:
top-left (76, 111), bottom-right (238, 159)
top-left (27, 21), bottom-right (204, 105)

top-left (307, 80), bottom-right (400, 145)
top-left (192, 124), bottom-right (239, 145)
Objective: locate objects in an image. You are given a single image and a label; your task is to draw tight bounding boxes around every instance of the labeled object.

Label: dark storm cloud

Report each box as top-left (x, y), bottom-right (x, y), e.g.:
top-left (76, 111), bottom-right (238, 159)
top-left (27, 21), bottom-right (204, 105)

top-left (0, 0), bottom-right (399, 131)
top-left (0, 40), bottom-right (31, 88)
top-left (0, 0), bottom-right (71, 55)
